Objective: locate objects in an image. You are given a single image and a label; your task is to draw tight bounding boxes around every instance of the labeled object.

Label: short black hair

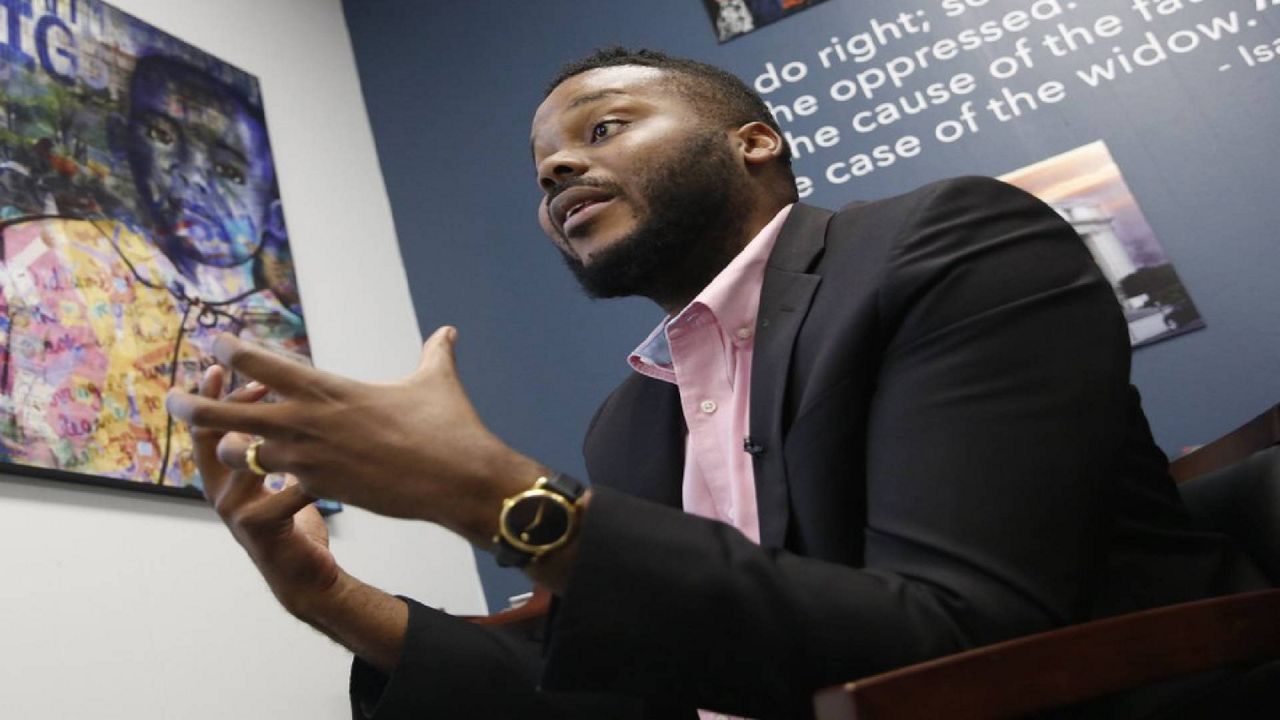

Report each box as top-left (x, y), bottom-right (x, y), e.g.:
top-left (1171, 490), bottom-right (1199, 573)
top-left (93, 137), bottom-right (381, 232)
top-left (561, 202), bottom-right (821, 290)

top-left (546, 47), bottom-right (792, 169)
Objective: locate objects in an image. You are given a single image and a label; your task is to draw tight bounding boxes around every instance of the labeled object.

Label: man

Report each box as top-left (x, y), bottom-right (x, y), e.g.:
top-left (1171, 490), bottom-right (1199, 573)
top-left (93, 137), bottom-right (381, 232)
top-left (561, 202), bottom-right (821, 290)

top-left (169, 49), bottom-right (1265, 718)
top-left (0, 54), bottom-right (307, 487)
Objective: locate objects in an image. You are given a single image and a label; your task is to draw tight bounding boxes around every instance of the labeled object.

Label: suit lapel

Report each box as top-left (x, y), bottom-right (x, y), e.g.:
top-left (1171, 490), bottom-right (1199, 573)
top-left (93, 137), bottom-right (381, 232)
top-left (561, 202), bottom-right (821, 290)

top-left (749, 204), bottom-right (832, 549)
top-left (583, 374), bottom-right (686, 509)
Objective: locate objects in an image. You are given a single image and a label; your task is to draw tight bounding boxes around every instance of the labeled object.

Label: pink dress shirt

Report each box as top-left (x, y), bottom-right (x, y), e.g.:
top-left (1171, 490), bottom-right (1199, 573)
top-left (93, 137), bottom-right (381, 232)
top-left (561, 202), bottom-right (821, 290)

top-left (627, 205), bottom-right (793, 720)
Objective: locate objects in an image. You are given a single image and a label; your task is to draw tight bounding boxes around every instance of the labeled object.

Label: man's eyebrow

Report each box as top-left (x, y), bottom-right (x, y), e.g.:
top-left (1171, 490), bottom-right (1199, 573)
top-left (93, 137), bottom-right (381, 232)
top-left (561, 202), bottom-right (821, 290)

top-left (567, 88), bottom-right (628, 110)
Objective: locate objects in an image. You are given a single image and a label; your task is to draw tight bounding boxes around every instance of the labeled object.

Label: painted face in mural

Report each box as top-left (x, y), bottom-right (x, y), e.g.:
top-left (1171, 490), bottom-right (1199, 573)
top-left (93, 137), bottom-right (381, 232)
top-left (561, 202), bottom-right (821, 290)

top-left (531, 65), bottom-right (753, 306)
top-left (125, 57), bottom-right (279, 270)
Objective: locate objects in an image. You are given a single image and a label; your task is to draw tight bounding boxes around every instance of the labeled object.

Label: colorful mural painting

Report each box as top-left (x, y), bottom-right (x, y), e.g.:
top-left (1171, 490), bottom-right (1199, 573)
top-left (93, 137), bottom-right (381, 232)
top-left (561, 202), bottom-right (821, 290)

top-left (0, 0), bottom-right (311, 498)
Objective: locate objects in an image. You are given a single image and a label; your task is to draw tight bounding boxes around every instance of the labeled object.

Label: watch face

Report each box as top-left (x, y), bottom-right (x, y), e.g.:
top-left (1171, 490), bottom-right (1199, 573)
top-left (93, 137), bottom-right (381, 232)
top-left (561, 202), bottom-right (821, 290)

top-left (504, 494), bottom-right (572, 549)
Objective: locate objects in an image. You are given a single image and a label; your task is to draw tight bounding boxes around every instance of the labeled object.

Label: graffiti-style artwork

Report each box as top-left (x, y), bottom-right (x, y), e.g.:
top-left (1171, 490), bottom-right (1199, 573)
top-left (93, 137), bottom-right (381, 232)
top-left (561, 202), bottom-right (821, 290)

top-left (1001, 141), bottom-right (1205, 348)
top-left (0, 1), bottom-right (314, 500)
top-left (702, 0), bottom-right (831, 43)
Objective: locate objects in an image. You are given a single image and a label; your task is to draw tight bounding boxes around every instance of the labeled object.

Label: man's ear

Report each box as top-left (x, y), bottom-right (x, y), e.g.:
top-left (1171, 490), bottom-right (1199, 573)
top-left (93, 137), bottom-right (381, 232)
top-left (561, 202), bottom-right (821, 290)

top-left (733, 121), bottom-right (784, 168)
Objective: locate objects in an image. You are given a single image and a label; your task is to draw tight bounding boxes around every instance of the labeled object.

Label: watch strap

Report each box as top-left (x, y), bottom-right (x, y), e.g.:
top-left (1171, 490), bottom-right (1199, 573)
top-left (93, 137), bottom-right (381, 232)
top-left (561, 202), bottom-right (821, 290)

top-left (542, 472), bottom-right (586, 502)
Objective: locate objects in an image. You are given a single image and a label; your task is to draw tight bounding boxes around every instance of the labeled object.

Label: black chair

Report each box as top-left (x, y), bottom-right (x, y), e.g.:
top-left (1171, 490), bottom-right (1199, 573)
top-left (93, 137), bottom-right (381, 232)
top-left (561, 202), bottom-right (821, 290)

top-left (1174, 412), bottom-right (1280, 585)
top-left (814, 403), bottom-right (1280, 719)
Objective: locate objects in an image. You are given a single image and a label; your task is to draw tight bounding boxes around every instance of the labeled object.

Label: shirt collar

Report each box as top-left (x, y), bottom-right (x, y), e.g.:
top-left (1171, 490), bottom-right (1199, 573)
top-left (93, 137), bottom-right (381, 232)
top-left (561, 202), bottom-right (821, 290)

top-left (629, 204), bottom-right (794, 379)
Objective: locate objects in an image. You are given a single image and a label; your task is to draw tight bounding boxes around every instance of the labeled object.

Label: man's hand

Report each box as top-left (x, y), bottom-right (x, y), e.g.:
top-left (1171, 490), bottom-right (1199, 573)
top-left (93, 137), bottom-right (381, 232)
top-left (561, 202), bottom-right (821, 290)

top-left (167, 326), bottom-right (542, 546)
top-left (192, 364), bottom-right (340, 615)
top-left (190, 364), bottom-right (409, 671)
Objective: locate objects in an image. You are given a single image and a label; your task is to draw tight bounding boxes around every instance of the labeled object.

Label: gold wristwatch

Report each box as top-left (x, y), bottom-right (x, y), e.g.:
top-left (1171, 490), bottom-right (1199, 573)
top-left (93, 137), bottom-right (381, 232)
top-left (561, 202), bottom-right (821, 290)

top-left (493, 474), bottom-right (586, 567)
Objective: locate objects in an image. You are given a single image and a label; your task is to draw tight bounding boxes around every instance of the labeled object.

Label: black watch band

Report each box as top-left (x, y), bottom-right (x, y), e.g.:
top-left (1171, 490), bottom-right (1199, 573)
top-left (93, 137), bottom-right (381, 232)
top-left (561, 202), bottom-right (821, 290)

top-left (493, 473), bottom-right (586, 568)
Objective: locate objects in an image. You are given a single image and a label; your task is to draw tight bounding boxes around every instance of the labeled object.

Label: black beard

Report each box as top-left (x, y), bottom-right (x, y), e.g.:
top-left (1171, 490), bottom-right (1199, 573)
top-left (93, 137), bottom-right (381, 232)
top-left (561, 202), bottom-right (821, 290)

top-left (556, 131), bottom-right (753, 309)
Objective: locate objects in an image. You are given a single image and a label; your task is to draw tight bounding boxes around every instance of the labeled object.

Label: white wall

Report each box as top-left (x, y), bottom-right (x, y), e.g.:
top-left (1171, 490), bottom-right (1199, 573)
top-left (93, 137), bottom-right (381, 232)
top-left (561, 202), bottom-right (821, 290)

top-left (0, 1), bottom-right (487, 717)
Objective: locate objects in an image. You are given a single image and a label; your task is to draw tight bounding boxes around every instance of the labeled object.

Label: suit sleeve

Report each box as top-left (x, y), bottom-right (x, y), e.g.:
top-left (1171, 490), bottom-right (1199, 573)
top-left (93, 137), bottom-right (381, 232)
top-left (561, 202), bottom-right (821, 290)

top-left (348, 598), bottom-right (643, 719)
top-left (540, 177), bottom-right (1134, 718)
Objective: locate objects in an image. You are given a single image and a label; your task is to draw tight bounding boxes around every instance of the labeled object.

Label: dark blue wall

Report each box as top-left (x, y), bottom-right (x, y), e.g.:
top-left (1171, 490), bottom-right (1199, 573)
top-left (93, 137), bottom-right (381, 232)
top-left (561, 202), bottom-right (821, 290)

top-left (342, 0), bottom-right (1280, 611)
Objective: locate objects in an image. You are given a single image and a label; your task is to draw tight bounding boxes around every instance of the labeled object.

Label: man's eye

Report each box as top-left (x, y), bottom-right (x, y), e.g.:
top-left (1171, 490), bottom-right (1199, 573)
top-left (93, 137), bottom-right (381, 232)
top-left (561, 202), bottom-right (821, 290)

top-left (146, 125), bottom-right (175, 146)
top-left (590, 120), bottom-right (624, 142)
top-left (214, 162), bottom-right (246, 185)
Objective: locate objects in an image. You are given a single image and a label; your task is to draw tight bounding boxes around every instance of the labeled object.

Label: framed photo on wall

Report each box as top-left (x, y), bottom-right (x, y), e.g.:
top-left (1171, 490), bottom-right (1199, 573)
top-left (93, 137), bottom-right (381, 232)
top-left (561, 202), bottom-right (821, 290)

top-left (1000, 141), bottom-right (1206, 349)
top-left (0, 0), bottom-right (331, 509)
top-left (703, 0), bottom-right (832, 43)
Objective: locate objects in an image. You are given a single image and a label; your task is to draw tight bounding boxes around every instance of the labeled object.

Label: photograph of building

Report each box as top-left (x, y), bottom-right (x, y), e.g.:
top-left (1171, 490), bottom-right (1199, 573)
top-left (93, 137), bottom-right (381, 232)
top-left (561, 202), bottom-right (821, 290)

top-left (1001, 141), bottom-right (1204, 347)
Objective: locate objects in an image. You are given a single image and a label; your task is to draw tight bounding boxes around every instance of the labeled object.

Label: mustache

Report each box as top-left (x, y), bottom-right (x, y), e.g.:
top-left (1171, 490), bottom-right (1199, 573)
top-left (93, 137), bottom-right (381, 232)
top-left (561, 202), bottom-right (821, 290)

top-left (545, 176), bottom-right (624, 210)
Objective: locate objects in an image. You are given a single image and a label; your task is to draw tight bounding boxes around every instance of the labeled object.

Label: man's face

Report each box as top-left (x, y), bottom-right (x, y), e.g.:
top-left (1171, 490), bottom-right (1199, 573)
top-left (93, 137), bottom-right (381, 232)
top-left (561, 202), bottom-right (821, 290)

top-left (530, 66), bottom-right (752, 302)
top-left (126, 65), bottom-right (276, 268)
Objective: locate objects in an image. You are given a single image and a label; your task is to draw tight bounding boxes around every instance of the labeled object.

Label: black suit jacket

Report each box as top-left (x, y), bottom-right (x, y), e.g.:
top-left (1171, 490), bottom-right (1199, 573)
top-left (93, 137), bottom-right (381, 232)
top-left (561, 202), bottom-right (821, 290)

top-left (351, 177), bottom-right (1261, 719)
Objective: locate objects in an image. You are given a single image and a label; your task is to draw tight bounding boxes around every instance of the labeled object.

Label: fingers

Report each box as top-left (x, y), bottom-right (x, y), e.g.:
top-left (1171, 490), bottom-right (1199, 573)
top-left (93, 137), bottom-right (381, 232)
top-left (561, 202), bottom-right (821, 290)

top-left (217, 432), bottom-right (287, 475)
top-left (193, 366), bottom-right (228, 458)
top-left (190, 367), bottom-right (277, 502)
top-left (191, 367), bottom-right (320, 532)
top-left (413, 325), bottom-right (458, 379)
top-left (227, 380), bottom-right (272, 404)
top-left (211, 334), bottom-right (331, 398)
top-left (221, 462), bottom-right (294, 512)
top-left (211, 465), bottom-right (268, 513)
top-left (216, 470), bottom-right (317, 530)
top-left (199, 364), bottom-right (226, 399)
top-left (257, 480), bottom-right (318, 520)
top-left (193, 367), bottom-right (230, 500)
top-left (167, 388), bottom-right (291, 435)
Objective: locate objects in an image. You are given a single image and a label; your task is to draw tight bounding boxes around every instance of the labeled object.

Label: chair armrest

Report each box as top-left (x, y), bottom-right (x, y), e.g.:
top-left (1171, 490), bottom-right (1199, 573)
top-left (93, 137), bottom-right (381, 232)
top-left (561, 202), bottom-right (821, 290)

top-left (1170, 403), bottom-right (1280, 484)
top-left (813, 589), bottom-right (1280, 720)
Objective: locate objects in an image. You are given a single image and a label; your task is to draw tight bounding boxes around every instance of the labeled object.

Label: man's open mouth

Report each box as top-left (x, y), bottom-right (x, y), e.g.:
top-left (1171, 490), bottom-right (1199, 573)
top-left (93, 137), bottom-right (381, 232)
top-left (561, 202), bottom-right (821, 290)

top-left (550, 186), bottom-right (616, 235)
top-left (565, 199), bottom-right (599, 220)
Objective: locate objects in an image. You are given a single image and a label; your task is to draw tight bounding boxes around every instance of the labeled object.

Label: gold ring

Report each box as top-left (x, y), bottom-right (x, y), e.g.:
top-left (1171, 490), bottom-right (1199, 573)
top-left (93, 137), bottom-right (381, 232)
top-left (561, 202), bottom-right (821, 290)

top-left (245, 437), bottom-right (269, 476)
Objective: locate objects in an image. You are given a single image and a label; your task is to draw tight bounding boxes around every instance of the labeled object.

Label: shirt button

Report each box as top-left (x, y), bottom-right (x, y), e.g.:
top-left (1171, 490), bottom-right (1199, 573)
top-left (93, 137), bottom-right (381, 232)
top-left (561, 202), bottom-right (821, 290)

top-left (736, 327), bottom-right (753, 340)
top-left (699, 399), bottom-right (717, 414)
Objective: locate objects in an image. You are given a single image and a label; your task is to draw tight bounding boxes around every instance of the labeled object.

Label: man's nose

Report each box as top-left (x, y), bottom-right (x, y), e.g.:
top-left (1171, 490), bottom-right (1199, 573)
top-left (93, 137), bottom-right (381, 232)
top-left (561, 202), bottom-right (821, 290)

top-left (537, 150), bottom-right (588, 193)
